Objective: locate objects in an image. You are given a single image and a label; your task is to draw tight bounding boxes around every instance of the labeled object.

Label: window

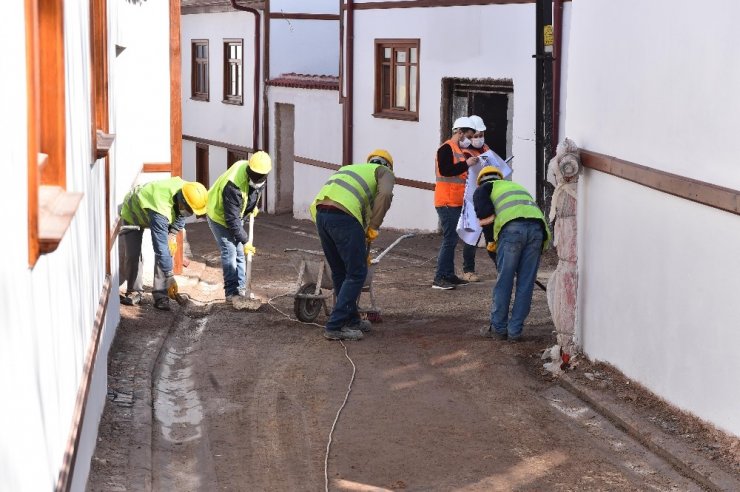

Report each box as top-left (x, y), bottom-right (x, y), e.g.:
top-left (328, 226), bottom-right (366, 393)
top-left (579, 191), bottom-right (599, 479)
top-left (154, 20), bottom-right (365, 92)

top-left (227, 148), bottom-right (248, 168)
top-left (26, 0), bottom-right (83, 265)
top-left (195, 144), bottom-right (209, 187)
top-left (223, 39), bottom-right (243, 105)
top-left (374, 39), bottom-right (420, 121)
top-left (191, 40), bottom-right (209, 101)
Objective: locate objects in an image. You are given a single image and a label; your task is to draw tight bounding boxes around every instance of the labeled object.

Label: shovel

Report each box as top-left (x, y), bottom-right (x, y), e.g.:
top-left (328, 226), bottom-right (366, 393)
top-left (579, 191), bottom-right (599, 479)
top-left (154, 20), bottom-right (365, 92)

top-left (233, 211), bottom-right (262, 311)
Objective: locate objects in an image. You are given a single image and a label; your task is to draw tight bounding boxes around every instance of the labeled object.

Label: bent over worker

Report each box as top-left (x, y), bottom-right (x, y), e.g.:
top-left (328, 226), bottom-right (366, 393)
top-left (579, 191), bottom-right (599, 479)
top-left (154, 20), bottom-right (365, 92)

top-left (206, 151), bottom-right (272, 305)
top-left (119, 178), bottom-right (208, 310)
top-left (310, 150), bottom-right (395, 341)
top-left (474, 166), bottom-right (551, 342)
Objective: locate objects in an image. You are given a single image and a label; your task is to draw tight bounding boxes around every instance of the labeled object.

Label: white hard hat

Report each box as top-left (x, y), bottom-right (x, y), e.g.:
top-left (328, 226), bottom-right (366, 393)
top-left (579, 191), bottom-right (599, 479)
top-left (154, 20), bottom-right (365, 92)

top-left (468, 115), bottom-right (486, 132)
top-left (452, 116), bottom-right (474, 131)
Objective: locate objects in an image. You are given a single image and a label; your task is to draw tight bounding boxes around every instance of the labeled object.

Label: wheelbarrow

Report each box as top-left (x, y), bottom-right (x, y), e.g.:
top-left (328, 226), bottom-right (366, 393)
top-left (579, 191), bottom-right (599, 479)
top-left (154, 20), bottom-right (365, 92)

top-left (284, 233), bottom-right (415, 323)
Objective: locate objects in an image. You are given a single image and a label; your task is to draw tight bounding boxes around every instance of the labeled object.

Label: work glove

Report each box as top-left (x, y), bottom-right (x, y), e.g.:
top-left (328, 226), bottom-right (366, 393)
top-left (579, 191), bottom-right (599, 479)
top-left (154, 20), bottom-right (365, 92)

top-left (244, 243), bottom-right (256, 256)
top-left (168, 234), bottom-right (178, 257)
top-left (366, 227), bottom-right (379, 243)
top-left (166, 275), bottom-right (179, 300)
top-left (486, 241), bottom-right (497, 262)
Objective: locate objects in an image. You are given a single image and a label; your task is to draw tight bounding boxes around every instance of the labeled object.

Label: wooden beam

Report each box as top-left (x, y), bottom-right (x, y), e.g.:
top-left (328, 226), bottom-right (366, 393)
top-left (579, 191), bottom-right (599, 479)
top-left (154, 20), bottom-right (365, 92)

top-left (182, 134), bottom-right (253, 154)
top-left (170, 0), bottom-right (184, 274)
top-left (142, 162), bottom-right (172, 173)
top-left (581, 150), bottom-right (740, 216)
top-left (26, 0), bottom-right (40, 267)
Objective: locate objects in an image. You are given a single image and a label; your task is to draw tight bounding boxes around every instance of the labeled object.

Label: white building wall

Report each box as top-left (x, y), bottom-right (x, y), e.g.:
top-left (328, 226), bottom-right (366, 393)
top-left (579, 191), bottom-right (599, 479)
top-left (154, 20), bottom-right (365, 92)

top-left (352, 4), bottom-right (538, 231)
top-left (0, 0), bottom-right (174, 488)
top-left (180, 12), bottom-right (254, 147)
top-left (266, 86), bottom-right (343, 218)
top-left (565, 0), bottom-right (740, 436)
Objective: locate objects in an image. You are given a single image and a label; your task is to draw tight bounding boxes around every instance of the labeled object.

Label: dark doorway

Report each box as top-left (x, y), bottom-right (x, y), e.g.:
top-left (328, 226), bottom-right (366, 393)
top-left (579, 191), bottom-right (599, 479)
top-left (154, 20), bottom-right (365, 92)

top-left (195, 143), bottom-right (209, 187)
top-left (441, 78), bottom-right (513, 160)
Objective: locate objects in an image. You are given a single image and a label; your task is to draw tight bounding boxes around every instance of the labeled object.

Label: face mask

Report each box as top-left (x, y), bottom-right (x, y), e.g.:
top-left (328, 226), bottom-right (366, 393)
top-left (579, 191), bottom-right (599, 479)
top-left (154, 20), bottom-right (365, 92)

top-left (249, 179), bottom-right (266, 189)
top-left (472, 137), bottom-right (485, 149)
top-left (459, 137), bottom-right (471, 149)
top-left (179, 206), bottom-right (194, 218)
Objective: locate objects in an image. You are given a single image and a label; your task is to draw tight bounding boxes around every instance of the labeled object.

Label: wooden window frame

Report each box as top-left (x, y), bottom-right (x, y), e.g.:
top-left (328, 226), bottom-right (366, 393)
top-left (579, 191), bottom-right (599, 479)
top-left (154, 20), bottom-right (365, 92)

top-left (227, 148), bottom-right (248, 169)
top-left (373, 38), bottom-right (420, 121)
top-left (26, 0), bottom-right (83, 266)
top-left (195, 143), bottom-right (209, 187)
top-left (191, 39), bottom-right (209, 101)
top-left (222, 38), bottom-right (243, 105)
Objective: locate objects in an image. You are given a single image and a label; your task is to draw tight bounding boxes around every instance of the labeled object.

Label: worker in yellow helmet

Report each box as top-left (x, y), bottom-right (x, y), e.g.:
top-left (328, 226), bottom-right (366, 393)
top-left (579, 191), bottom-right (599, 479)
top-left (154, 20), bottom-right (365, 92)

top-left (309, 150), bottom-right (395, 341)
top-left (119, 179), bottom-right (208, 310)
top-left (474, 166), bottom-right (551, 342)
top-left (206, 151), bottom-right (272, 305)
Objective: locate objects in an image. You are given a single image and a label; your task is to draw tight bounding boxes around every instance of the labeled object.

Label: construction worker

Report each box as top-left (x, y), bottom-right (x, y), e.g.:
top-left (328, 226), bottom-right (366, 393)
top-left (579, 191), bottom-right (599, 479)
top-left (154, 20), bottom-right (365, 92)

top-left (455, 114), bottom-right (490, 282)
top-left (310, 150), bottom-right (395, 341)
top-left (119, 178), bottom-right (208, 310)
top-left (474, 166), bottom-right (551, 342)
top-left (206, 151), bottom-right (272, 304)
top-left (433, 116), bottom-right (480, 290)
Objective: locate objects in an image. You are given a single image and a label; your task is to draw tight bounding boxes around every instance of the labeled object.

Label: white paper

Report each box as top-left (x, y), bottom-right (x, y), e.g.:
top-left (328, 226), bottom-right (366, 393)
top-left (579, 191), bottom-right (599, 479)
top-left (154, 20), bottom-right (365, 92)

top-left (478, 150), bottom-right (513, 179)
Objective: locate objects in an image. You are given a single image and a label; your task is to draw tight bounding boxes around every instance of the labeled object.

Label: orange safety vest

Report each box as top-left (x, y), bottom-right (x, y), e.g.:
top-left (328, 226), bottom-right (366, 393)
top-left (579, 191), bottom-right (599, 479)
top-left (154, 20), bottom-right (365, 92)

top-left (434, 139), bottom-right (468, 207)
top-left (466, 142), bottom-right (490, 158)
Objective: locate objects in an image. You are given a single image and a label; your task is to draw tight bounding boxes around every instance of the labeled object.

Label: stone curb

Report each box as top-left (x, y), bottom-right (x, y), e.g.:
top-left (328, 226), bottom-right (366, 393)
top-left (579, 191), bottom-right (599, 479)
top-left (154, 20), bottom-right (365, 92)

top-left (558, 374), bottom-right (739, 492)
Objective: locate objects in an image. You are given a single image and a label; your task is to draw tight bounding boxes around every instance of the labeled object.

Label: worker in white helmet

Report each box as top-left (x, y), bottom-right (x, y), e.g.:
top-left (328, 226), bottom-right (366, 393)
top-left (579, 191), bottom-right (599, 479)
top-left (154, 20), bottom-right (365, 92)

top-left (432, 116), bottom-right (480, 290)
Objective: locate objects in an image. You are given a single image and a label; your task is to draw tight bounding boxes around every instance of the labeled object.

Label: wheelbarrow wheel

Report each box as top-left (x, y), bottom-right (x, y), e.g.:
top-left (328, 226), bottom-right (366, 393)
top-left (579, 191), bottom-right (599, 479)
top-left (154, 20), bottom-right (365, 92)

top-left (294, 283), bottom-right (324, 323)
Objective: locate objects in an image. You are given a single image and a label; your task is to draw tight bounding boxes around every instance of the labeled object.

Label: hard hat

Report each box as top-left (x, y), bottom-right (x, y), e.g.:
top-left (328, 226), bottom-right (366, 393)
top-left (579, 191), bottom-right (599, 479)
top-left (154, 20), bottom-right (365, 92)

top-left (468, 115), bottom-right (486, 132)
top-left (181, 181), bottom-right (208, 215)
top-left (367, 149), bottom-right (393, 170)
top-left (248, 151), bottom-right (272, 174)
top-left (477, 166), bottom-right (503, 186)
top-left (452, 116), bottom-right (474, 131)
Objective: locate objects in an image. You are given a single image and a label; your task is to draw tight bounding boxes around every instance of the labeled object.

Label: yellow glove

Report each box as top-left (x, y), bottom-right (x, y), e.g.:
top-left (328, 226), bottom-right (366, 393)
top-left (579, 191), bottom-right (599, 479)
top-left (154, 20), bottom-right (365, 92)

top-left (486, 242), bottom-right (497, 253)
top-left (168, 235), bottom-right (178, 257)
top-left (250, 207), bottom-right (259, 218)
top-left (366, 228), bottom-right (379, 242)
top-left (166, 276), bottom-right (179, 300)
top-left (244, 243), bottom-right (256, 256)
top-left (367, 254), bottom-right (373, 266)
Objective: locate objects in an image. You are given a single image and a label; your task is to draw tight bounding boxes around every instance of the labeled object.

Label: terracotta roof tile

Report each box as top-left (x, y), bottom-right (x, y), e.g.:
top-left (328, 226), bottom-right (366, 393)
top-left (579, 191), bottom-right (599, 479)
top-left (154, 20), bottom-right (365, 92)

top-left (267, 73), bottom-right (339, 91)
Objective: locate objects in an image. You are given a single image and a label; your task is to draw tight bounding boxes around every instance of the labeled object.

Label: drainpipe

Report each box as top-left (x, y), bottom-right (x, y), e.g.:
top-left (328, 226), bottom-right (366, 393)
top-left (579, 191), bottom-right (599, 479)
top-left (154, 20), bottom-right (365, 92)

top-left (552, 0), bottom-right (564, 149)
top-left (342, 0), bottom-right (354, 165)
top-left (230, 0), bottom-right (261, 153)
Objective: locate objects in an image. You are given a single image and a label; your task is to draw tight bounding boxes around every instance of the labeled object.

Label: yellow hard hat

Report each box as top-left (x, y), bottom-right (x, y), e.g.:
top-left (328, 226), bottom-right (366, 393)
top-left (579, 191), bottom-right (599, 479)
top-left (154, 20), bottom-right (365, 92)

top-left (181, 181), bottom-right (208, 215)
top-left (248, 151), bottom-right (272, 174)
top-left (477, 166), bottom-right (503, 186)
top-left (367, 149), bottom-right (393, 170)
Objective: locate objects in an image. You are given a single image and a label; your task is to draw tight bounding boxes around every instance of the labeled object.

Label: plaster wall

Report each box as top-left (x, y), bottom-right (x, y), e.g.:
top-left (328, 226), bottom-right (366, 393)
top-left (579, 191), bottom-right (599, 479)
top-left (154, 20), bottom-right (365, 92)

top-left (565, 0), bottom-right (740, 436)
top-left (351, 4), bottom-right (538, 231)
top-left (180, 12), bottom-right (254, 148)
top-left (266, 86), bottom-right (343, 219)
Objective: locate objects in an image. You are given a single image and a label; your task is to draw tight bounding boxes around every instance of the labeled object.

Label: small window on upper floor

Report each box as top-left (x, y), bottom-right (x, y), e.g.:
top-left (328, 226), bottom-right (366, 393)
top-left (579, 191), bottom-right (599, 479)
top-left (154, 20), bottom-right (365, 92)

top-left (191, 40), bottom-right (209, 101)
top-left (374, 39), bottom-right (419, 121)
top-left (223, 39), bottom-right (243, 105)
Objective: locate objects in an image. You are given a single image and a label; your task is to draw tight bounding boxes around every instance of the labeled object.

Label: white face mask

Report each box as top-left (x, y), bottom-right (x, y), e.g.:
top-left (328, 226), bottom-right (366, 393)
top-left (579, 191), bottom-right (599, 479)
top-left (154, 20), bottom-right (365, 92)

top-left (249, 179), bottom-right (266, 189)
top-left (459, 137), bottom-right (471, 149)
top-left (472, 137), bottom-right (485, 149)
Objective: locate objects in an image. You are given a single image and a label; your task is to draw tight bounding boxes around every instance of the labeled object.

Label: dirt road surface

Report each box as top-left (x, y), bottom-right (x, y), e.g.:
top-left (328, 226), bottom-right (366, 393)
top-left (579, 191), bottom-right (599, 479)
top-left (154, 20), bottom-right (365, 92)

top-left (88, 215), bottom-right (736, 491)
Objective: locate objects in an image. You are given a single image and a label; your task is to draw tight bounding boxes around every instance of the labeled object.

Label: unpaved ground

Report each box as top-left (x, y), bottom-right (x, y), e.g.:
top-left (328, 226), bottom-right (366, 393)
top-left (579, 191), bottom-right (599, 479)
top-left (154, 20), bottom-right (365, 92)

top-left (88, 215), bottom-right (738, 491)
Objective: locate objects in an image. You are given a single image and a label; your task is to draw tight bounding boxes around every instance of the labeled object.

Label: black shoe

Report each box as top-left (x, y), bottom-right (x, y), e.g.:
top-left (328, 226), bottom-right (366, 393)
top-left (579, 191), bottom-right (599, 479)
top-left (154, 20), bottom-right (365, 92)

top-left (154, 298), bottom-right (171, 311)
top-left (480, 326), bottom-right (507, 340)
top-left (432, 278), bottom-right (456, 290)
top-left (447, 275), bottom-right (469, 286)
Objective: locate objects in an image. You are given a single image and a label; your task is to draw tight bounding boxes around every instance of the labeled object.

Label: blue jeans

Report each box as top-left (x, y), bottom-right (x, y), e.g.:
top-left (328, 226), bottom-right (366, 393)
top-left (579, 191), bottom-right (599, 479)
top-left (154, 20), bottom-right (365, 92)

top-left (316, 210), bottom-right (368, 331)
top-left (490, 220), bottom-right (544, 339)
top-left (208, 217), bottom-right (246, 297)
top-left (435, 206), bottom-right (477, 280)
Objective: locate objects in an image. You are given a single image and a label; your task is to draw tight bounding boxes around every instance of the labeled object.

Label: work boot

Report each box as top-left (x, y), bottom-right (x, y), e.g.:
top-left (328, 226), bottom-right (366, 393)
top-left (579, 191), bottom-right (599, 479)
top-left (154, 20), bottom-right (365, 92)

top-left (323, 327), bottom-right (364, 341)
top-left (447, 275), bottom-right (469, 286)
top-left (461, 271), bottom-right (481, 282)
top-left (120, 291), bottom-right (142, 306)
top-left (347, 319), bottom-right (372, 333)
top-left (431, 278), bottom-right (455, 290)
top-left (480, 325), bottom-right (507, 340)
top-left (154, 297), bottom-right (171, 311)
